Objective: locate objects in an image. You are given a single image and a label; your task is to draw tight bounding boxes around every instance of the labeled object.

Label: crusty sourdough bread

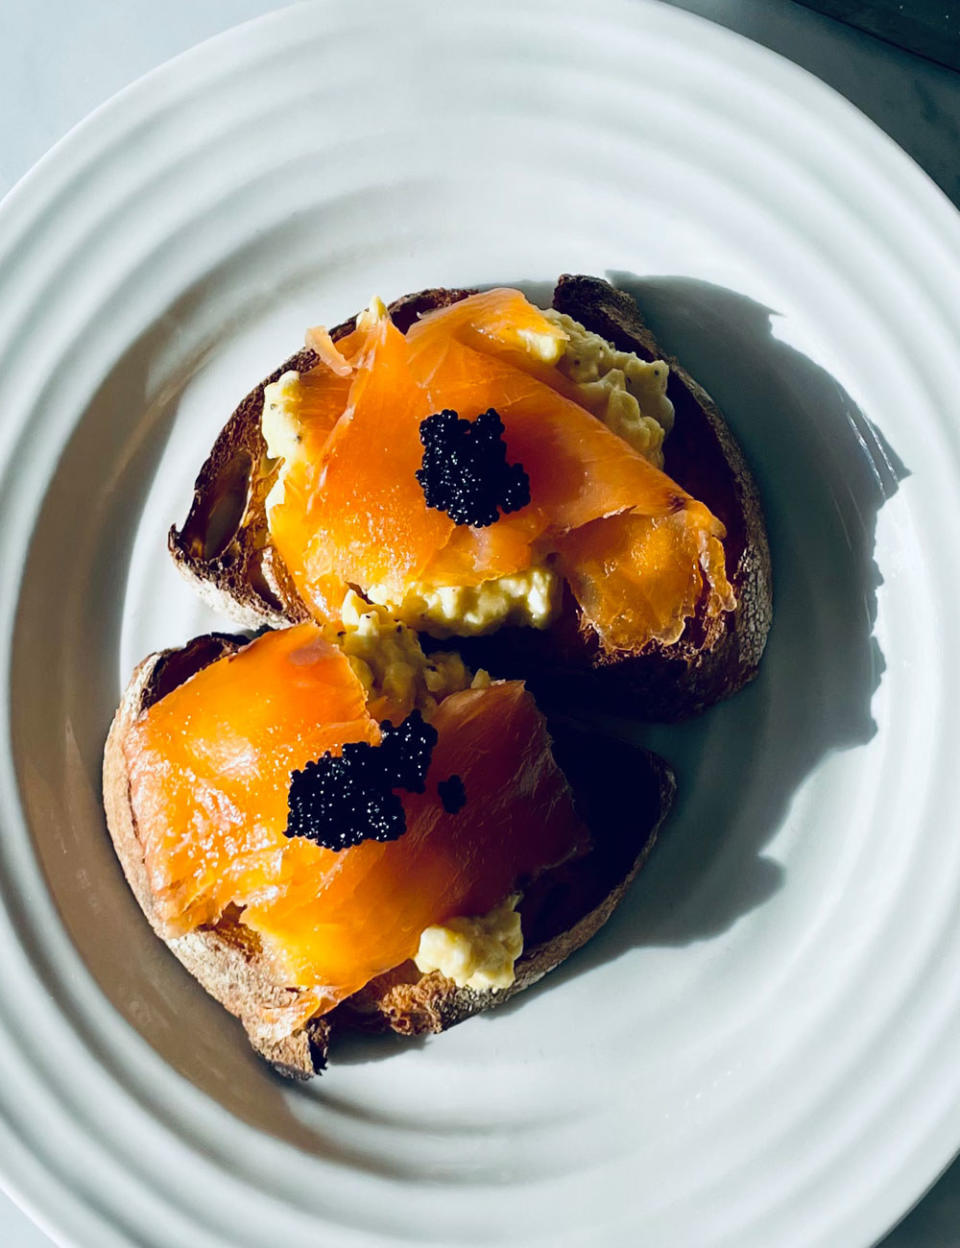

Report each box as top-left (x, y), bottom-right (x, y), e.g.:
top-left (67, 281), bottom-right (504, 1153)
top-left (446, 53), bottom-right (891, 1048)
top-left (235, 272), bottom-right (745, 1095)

top-left (103, 633), bottom-right (675, 1078)
top-left (168, 276), bottom-right (772, 716)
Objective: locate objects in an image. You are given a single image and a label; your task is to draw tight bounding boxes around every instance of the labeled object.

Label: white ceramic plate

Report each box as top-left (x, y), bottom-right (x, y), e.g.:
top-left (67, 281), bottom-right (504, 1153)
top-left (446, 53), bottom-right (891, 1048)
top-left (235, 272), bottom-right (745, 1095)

top-left (2, 1), bottom-right (960, 1244)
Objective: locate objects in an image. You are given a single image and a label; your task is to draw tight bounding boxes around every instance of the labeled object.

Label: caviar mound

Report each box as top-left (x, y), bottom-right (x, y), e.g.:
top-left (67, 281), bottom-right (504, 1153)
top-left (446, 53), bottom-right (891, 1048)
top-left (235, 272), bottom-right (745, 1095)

top-left (285, 711), bottom-right (438, 850)
top-left (416, 408), bottom-right (531, 528)
top-left (437, 774), bottom-right (467, 815)
top-left (122, 624), bottom-right (590, 1016)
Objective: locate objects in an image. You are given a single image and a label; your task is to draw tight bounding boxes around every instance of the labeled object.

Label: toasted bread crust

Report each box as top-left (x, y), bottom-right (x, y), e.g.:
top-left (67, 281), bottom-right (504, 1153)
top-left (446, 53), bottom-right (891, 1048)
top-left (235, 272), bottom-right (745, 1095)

top-left (104, 635), bottom-right (674, 1077)
top-left (168, 276), bottom-right (771, 717)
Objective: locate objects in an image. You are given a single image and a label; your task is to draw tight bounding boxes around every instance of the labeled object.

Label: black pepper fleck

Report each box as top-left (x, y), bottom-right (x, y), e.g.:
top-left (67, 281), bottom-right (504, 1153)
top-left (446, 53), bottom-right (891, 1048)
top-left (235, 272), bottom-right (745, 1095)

top-left (437, 774), bottom-right (467, 815)
top-left (285, 710), bottom-right (438, 851)
top-left (415, 407), bottom-right (530, 528)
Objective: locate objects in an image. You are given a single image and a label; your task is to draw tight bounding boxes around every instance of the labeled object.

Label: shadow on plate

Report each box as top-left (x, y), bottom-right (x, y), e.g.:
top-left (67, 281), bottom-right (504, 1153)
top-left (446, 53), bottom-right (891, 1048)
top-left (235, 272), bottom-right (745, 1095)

top-left (495, 271), bottom-right (906, 1008)
top-left (8, 268), bottom-right (905, 1153)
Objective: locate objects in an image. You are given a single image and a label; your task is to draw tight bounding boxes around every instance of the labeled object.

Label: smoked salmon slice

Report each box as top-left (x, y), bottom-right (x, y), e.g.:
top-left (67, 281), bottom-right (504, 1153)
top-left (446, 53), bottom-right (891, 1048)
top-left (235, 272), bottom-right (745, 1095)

top-left (557, 510), bottom-right (734, 651)
top-left (265, 289), bottom-right (734, 650)
top-left (286, 316), bottom-right (454, 604)
top-left (124, 624), bottom-right (377, 933)
top-left (244, 680), bottom-right (589, 1006)
top-left (125, 625), bottom-right (588, 1013)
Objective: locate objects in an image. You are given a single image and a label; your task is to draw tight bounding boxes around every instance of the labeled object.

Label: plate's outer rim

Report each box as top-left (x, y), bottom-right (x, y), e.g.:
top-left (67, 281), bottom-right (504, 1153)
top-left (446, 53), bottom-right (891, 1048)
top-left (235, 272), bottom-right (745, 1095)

top-left (0, 0), bottom-right (955, 261)
top-left (0, 1), bottom-right (958, 1246)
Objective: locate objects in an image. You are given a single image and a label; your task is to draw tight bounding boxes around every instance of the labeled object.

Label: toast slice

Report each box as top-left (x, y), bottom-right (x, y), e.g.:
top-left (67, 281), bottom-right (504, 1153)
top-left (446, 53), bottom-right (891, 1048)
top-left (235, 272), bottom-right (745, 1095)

top-left (103, 633), bottom-right (675, 1078)
top-left (169, 277), bottom-right (771, 716)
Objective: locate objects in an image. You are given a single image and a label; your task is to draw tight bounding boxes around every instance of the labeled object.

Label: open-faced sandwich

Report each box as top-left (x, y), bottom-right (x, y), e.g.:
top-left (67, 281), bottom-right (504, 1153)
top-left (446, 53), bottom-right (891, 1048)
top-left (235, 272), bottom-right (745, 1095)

top-left (104, 597), bottom-right (673, 1077)
top-left (104, 275), bottom-right (770, 1077)
top-left (170, 276), bottom-right (771, 718)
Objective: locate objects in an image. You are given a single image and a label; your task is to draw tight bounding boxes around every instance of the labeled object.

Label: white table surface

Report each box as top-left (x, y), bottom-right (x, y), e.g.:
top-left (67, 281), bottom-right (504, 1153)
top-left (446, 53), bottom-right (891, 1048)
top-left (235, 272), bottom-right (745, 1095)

top-left (1, 1), bottom-right (958, 1244)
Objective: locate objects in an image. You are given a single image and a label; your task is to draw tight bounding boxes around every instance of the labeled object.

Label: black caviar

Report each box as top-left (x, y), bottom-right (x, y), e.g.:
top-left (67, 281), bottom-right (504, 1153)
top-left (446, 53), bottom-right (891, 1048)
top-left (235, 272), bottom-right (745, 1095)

top-left (437, 774), bottom-right (467, 815)
top-left (374, 711), bottom-right (437, 795)
top-left (285, 711), bottom-right (438, 851)
top-left (415, 407), bottom-right (530, 528)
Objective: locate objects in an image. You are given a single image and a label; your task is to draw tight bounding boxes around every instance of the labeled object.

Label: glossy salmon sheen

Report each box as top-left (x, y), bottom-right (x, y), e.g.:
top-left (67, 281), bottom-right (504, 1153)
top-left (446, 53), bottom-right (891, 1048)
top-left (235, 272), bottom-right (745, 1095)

top-left (126, 626), bottom-right (588, 1012)
top-left (125, 625), bottom-right (377, 932)
top-left (245, 680), bottom-right (589, 1007)
top-left (266, 288), bottom-right (734, 648)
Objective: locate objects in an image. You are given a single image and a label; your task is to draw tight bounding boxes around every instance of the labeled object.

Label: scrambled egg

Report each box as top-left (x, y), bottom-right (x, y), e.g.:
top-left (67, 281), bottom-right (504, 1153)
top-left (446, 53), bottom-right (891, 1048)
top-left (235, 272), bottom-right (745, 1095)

top-left (326, 590), bottom-right (489, 716)
top-left (366, 565), bottom-right (560, 639)
top-left (261, 370), bottom-right (304, 512)
top-left (415, 893), bottom-right (523, 991)
top-left (544, 308), bottom-right (674, 468)
top-left (356, 293), bottom-right (388, 331)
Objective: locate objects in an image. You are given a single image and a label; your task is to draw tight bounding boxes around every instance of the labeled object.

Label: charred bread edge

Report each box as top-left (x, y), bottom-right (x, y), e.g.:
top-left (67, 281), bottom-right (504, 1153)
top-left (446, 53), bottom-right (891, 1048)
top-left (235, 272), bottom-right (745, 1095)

top-left (103, 633), bottom-right (675, 1078)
